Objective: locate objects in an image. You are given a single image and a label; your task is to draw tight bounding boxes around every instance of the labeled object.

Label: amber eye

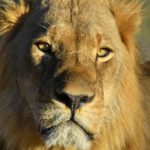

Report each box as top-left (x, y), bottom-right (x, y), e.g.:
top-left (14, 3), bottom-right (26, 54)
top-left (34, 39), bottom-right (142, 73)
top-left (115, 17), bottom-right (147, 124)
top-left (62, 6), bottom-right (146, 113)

top-left (35, 42), bottom-right (52, 53)
top-left (97, 48), bottom-right (112, 57)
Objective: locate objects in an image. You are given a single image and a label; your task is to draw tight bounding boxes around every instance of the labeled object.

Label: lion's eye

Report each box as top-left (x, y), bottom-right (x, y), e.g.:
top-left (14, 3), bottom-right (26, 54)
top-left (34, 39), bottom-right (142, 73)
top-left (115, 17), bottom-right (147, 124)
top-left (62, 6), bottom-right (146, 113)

top-left (97, 48), bottom-right (112, 57)
top-left (35, 42), bottom-right (52, 53)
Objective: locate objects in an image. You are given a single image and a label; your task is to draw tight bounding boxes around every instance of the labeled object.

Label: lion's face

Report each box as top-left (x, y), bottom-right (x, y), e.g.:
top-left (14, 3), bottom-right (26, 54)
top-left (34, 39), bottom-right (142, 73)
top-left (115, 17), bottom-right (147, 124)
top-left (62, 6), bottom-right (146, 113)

top-left (0, 0), bottom-right (141, 150)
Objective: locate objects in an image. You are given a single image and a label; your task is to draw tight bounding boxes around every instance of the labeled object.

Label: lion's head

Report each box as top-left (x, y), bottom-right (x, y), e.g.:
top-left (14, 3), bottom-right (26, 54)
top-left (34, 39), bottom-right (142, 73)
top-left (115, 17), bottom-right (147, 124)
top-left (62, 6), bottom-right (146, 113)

top-left (0, 0), bottom-right (145, 150)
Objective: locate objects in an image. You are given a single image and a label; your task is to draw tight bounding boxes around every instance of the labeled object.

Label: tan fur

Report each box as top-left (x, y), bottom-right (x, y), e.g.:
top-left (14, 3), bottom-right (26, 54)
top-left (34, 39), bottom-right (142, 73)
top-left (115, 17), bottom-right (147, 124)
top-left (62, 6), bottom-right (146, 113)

top-left (0, 0), bottom-right (150, 150)
top-left (0, 0), bottom-right (29, 36)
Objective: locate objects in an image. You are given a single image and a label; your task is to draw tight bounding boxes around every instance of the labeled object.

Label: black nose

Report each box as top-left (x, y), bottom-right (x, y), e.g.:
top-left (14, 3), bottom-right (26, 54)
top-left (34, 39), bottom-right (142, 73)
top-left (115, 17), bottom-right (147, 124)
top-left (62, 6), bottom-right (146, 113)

top-left (54, 90), bottom-right (94, 111)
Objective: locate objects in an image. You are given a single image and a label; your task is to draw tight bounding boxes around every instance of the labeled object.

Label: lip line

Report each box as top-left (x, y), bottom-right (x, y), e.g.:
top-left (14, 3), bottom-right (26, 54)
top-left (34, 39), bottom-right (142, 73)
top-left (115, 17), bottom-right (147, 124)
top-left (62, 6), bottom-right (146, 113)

top-left (71, 120), bottom-right (94, 140)
top-left (40, 120), bottom-right (94, 140)
top-left (40, 119), bottom-right (94, 140)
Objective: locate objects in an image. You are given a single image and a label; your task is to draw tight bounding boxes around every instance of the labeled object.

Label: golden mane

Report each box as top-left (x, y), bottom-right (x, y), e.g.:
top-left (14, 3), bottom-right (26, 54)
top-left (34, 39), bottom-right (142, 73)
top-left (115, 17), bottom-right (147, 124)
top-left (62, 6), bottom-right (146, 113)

top-left (0, 0), bottom-right (29, 36)
top-left (0, 0), bottom-right (149, 150)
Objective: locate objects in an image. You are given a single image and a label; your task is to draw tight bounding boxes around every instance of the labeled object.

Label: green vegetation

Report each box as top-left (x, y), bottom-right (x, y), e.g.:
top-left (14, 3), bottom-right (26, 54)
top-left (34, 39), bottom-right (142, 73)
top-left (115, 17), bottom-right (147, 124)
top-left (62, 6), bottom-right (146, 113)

top-left (138, 0), bottom-right (150, 61)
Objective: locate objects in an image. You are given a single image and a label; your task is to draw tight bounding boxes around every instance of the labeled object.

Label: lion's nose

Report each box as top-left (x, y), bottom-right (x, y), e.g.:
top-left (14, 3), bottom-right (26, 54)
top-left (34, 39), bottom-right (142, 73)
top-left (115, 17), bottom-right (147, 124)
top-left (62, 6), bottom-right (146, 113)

top-left (54, 90), bottom-right (94, 110)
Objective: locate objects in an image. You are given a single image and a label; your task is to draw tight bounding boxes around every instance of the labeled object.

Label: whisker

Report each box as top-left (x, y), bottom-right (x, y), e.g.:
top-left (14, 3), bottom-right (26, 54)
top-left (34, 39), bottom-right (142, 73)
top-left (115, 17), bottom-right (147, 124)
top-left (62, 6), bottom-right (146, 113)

top-left (36, 22), bottom-right (49, 31)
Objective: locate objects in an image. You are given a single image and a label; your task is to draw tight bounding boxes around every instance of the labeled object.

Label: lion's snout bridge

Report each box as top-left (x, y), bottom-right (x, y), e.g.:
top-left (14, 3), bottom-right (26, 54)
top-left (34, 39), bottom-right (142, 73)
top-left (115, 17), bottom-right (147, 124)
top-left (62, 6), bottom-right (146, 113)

top-left (52, 66), bottom-right (96, 111)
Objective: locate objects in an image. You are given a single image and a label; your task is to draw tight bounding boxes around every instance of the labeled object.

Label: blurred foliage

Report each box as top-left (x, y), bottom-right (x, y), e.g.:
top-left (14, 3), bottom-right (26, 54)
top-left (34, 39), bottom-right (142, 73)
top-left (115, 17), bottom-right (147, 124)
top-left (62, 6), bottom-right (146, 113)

top-left (137, 0), bottom-right (150, 61)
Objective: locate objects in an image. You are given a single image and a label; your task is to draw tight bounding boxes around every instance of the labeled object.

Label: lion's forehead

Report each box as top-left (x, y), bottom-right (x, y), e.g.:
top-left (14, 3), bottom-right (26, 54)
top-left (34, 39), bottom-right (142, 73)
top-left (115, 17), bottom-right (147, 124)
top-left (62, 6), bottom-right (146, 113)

top-left (41, 0), bottom-right (119, 39)
top-left (21, 0), bottom-right (122, 54)
top-left (45, 0), bottom-right (109, 20)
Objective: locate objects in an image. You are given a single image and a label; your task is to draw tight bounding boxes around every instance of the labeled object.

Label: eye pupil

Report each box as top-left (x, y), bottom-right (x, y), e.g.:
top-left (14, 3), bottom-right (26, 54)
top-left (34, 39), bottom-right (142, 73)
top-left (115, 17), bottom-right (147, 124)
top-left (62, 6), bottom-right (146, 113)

top-left (36, 42), bottom-right (52, 52)
top-left (97, 48), bottom-right (111, 57)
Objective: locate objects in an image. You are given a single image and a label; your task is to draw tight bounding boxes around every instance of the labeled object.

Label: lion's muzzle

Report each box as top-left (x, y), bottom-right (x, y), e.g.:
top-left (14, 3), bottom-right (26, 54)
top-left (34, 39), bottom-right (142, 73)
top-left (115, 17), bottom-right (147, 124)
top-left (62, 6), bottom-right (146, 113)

top-left (53, 89), bottom-right (95, 116)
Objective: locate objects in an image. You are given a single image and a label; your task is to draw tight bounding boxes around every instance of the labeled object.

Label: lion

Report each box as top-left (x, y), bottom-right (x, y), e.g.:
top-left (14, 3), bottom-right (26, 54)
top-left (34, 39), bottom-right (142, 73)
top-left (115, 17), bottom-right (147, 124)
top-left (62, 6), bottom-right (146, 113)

top-left (0, 0), bottom-right (150, 150)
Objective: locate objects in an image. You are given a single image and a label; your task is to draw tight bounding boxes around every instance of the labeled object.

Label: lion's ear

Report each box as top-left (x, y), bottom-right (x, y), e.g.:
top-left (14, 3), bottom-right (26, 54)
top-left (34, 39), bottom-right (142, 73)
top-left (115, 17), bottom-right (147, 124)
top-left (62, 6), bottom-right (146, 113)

top-left (110, 0), bottom-right (143, 46)
top-left (0, 0), bottom-right (29, 35)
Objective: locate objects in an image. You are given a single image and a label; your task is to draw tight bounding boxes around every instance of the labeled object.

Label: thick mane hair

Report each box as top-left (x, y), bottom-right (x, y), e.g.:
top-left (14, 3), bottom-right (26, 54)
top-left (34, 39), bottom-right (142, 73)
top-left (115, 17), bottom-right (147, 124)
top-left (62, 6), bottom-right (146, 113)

top-left (0, 0), bottom-right (149, 150)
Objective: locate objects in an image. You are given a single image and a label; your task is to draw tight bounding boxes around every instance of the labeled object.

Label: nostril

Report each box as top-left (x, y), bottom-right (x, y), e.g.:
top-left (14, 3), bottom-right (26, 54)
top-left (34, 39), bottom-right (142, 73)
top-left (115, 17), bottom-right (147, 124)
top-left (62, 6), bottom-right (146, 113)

top-left (79, 95), bottom-right (95, 106)
top-left (54, 90), bottom-right (72, 108)
top-left (80, 95), bottom-right (90, 103)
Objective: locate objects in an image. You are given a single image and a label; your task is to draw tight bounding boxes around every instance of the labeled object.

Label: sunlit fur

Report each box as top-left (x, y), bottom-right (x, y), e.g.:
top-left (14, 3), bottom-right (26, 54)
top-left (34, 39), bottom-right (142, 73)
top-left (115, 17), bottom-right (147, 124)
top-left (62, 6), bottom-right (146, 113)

top-left (0, 0), bottom-right (150, 150)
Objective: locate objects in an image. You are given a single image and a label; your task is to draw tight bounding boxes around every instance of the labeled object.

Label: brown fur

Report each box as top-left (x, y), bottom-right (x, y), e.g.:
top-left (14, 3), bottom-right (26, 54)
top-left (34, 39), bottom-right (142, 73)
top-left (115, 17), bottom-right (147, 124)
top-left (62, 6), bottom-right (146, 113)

top-left (0, 0), bottom-right (150, 150)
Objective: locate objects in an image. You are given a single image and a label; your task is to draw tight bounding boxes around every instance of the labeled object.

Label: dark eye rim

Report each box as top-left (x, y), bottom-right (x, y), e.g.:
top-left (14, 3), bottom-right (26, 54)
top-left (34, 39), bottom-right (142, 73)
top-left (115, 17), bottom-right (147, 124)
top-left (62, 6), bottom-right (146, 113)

top-left (97, 47), bottom-right (113, 58)
top-left (35, 41), bottom-right (52, 53)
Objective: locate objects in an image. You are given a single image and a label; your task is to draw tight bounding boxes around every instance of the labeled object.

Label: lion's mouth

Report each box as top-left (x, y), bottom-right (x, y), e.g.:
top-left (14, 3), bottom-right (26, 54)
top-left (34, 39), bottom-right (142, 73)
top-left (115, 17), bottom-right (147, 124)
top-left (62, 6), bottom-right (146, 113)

top-left (39, 120), bottom-right (94, 140)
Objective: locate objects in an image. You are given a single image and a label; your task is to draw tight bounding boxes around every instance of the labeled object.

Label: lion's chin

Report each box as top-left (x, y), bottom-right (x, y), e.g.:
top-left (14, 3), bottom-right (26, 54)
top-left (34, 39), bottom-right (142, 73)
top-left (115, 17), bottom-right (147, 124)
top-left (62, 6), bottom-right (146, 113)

top-left (40, 121), bottom-right (92, 150)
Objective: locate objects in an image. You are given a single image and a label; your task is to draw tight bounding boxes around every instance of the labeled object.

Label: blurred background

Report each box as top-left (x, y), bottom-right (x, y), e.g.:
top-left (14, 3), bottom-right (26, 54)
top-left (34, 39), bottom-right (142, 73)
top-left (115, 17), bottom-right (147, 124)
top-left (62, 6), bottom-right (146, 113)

top-left (138, 0), bottom-right (150, 62)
